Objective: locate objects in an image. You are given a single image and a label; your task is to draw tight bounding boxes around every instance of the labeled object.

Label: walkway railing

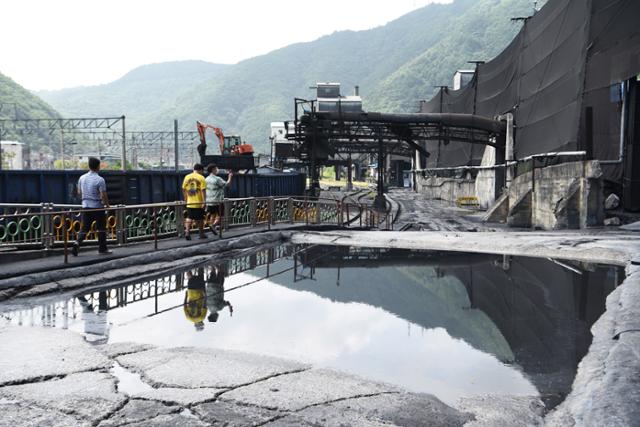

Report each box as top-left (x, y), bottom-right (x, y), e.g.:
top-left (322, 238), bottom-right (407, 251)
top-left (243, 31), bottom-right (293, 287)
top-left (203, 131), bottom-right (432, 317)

top-left (0, 196), bottom-right (390, 253)
top-left (0, 244), bottom-right (298, 327)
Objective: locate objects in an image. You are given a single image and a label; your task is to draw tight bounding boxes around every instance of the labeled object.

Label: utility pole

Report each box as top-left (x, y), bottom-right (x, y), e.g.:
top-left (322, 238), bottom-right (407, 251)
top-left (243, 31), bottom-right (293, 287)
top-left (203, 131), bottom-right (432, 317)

top-left (434, 85), bottom-right (449, 167)
top-left (121, 115), bottom-right (127, 171)
top-left (467, 61), bottom-right (485, 115)
top-left (174, 119), bottom-right (179, 171)
top-left (59, 126), bottom-right (65, 170)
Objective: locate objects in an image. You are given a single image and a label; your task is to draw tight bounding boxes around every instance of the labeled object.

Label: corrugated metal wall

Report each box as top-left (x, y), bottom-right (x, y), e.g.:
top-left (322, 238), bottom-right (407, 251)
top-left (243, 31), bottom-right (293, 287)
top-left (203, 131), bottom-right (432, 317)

top-left (0, 170), bottom-right (306, 204)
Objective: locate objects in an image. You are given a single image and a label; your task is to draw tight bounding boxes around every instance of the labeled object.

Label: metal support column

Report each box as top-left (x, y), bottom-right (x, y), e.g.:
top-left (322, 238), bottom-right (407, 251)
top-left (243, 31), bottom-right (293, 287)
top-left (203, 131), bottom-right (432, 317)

top-left (374, 130), bottom-right (386, 210)
top-left (497, 113), bottom-right (514, 188)
top-left (347, 154), bottom-right (353, 191)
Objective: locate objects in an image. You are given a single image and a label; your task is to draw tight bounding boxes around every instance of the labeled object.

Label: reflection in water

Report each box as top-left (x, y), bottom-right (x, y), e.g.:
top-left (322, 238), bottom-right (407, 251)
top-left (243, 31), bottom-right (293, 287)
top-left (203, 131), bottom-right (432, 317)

top-left (184, 268), bottom-right (207, 330)
top-left (78, 291), bottom-right (109, 343)
top-left (0, 244), bottom-right (623, 409)
top-left (183, 266), bottom-right (234, 330)
top-left (206, 265), bottom-right (233, 323)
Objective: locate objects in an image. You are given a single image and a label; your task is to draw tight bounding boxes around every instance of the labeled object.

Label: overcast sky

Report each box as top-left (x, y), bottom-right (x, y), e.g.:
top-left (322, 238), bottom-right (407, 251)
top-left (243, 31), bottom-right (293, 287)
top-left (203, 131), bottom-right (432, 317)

top-left (1, 0), bottom-right (451, 91)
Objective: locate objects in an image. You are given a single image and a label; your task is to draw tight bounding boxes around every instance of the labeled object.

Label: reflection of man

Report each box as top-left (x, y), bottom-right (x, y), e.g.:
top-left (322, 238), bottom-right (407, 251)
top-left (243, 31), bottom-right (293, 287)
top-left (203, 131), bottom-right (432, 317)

top-left (77, 291), bottom-right (109, 344)
top-left (183, 268), bottom-right (207, 330)
top-left (206, 265), bottom-right (233, 323)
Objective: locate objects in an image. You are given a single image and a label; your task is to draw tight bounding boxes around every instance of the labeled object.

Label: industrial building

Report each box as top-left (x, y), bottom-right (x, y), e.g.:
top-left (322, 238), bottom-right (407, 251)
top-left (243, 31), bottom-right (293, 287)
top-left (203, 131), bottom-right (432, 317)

top-left (418, 0), bottom-right (640, 214)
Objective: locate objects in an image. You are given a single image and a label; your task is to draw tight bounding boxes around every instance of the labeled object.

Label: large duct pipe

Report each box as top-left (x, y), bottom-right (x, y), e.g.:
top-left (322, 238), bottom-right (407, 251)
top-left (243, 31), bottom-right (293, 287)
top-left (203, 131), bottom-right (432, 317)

top-left (316, 111), bottom-right (506, 134)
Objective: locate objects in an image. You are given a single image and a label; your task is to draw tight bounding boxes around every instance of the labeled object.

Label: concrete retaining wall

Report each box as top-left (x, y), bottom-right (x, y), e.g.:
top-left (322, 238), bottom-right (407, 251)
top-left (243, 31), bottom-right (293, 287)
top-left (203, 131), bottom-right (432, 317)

top-left (475, 146), bottom-right (497, 209)
top-left (415, 175), bottom-right (475, 205)
top-left (416, 160), bottom-right (604, 230)
top-left (507, 161), bottom-right (604, 229)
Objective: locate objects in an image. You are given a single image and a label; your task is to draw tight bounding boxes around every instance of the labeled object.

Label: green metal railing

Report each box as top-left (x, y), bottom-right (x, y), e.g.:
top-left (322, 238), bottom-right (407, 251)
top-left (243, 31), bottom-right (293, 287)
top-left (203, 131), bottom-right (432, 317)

top-left (0, 196), bottom-right (390, 259)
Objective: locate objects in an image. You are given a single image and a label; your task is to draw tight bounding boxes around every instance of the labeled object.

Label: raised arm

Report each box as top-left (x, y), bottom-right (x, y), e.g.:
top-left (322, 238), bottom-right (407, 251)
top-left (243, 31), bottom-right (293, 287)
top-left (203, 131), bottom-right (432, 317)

top-left (98, 178), bottom-right (109, 207)
top-left (225, 301), bottom-right (233, 316)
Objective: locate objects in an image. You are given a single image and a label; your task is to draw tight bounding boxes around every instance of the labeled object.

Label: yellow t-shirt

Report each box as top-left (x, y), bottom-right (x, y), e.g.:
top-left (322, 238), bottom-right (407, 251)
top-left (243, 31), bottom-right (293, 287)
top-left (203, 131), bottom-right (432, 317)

top-left (183, 289), bottom-right (207, 323)
top-left (182, 172), bottom-right (206, 207)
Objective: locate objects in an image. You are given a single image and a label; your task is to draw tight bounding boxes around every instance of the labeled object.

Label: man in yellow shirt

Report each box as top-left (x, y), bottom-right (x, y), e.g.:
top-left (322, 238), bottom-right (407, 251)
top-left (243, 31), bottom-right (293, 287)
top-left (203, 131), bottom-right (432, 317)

top-left (182, 163), bottom-right (207, 240)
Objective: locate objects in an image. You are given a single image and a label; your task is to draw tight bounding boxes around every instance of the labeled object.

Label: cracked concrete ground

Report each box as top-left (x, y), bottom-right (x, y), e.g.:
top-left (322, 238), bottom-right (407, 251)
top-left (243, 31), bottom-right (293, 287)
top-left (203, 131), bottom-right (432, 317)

top-left (1, 194), bottom-right (638, 425)
top-left (1, 326), bottom-right (515, 426)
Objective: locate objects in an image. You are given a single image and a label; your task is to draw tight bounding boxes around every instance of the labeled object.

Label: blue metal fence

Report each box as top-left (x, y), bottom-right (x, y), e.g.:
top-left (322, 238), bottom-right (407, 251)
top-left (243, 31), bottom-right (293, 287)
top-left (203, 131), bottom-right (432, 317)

top-left (0, 170), bottom-right (306, 204)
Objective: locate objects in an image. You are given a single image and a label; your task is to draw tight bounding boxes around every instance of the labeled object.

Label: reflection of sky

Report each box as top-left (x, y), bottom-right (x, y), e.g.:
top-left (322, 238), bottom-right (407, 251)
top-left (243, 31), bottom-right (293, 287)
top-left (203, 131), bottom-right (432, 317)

top-left (103, 267), bottom-right (537, 405)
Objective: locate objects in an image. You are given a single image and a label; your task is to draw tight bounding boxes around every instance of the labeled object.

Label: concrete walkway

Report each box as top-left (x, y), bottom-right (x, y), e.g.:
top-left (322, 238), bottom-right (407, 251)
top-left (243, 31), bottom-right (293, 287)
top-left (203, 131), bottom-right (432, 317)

top-left (0, 224), bottom-right (303, 283)
top-left (388, 189), bottom-right (495, 232)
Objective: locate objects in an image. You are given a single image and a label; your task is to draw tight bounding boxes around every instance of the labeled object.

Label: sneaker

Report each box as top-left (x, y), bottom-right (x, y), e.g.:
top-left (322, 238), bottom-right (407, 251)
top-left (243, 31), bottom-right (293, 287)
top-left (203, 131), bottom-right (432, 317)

top-left (71, 243), bottom-right (79, 257)
top-left (98, 250), bottom-right (113, 255)
top-left (209, 225), bottom-right (218, 235)
top-left (185, 234), bottom-right (192, 241)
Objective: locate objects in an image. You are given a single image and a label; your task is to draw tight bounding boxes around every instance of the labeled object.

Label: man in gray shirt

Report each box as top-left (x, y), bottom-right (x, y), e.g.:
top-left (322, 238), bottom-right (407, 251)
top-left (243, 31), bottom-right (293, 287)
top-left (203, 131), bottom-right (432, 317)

top-left (72, 157), bottom-right (111, 255)
top-left (205, 164), bottom-right (232, 235)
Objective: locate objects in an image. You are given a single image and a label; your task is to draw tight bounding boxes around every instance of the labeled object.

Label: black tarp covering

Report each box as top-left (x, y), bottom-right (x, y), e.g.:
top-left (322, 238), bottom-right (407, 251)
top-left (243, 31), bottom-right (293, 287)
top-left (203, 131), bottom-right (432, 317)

top-left (420, 0), bottom-right (640, 183)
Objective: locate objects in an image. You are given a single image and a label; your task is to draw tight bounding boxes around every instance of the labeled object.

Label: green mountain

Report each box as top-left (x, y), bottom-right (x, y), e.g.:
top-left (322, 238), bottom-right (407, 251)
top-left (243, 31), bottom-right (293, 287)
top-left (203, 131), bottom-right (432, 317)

top-left (37, 0), bottom-right (540, 154)
top-left (367, 0), bottom-right (541, 112)
top-left (38, 60), bottom-right (228, 129)
top-left (0, 72), bottom-right (60, 123)
top-left (0, 71), bottom-right (61, 162)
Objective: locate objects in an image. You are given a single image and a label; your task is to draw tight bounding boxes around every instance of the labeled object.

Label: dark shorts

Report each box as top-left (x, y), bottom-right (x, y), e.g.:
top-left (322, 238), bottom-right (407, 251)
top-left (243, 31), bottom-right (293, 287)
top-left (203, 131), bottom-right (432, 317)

top-left (207, 204), bottom-right (224, 217)
top-left (186, 208), bottom-right (205, 221)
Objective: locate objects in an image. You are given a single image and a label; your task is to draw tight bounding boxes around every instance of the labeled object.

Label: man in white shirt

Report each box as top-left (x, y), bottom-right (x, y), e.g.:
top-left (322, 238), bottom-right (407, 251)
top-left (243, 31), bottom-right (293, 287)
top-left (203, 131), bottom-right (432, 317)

top-left (72, 157), bottom-right (111, 255)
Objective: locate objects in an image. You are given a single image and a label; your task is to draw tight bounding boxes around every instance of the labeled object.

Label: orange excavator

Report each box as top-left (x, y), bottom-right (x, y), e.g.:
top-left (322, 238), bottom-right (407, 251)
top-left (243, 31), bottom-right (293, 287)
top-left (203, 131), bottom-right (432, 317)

top-left (196, 121), bottom-right (256, 171)
top-left (196, 121), bottom-right (254, 156)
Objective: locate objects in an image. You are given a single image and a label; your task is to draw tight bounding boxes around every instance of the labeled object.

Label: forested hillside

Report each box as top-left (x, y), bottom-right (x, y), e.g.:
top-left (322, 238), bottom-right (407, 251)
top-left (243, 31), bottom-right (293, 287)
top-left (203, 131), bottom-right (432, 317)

top-left (366, 0), bottom-right (541, 111)
top-left (38, 0), bottom-right (541, 154)
top-left (0, 71), bottom-right (60, 156)
top-left (38, 61), bottom-right (228, 128)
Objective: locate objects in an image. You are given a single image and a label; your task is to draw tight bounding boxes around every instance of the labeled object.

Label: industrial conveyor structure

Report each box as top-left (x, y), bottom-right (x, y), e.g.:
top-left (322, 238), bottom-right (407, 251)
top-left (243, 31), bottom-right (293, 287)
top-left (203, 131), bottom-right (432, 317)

top-left (287, 98), bottom-right (506, 207)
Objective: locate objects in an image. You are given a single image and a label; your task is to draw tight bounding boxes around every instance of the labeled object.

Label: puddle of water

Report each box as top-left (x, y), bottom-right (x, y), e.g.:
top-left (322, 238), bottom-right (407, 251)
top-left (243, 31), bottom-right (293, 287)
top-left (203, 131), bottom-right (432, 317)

top-left (111, 362), bottom-right (154, 395)
top-left (0, 245), bottom-right (624, 409)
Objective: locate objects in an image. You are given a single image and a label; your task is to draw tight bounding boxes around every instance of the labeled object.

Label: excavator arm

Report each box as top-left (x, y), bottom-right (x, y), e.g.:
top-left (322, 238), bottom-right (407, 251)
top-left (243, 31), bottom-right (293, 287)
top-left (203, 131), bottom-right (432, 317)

top-left (196, 121), bottom-right (225, 155)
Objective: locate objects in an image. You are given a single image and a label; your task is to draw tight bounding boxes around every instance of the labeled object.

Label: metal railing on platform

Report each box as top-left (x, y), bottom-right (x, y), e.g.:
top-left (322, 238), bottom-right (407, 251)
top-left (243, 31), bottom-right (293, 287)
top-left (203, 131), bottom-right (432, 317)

top-left (0, 196), bottom-right (391, 259)
top-left (0, 244), bottom-right (299, 327)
